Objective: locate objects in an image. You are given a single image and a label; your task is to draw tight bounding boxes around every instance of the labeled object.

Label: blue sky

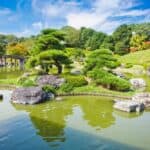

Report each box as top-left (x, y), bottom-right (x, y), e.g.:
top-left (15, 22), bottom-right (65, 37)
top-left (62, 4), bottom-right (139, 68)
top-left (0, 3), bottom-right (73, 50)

top-left (0, 0), bottom-right (149, 37)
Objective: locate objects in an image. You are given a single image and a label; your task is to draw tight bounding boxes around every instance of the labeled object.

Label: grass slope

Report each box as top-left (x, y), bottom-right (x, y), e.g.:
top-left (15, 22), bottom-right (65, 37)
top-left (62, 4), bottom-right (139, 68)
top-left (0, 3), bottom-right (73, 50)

top-left (119, 49), bottom-right (150, 67)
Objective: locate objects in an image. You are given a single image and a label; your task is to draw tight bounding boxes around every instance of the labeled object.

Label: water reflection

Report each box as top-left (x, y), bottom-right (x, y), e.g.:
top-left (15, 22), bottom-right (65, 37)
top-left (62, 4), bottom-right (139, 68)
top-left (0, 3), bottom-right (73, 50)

top-left (13, 96), bottom-right (116, 144)
top-left (13, 100), bottom-right (74, 143)
top-left (1, 94), bottom-right (149, 150)
top-left (0, 68), bottom-right (24, 79)
top-left (114, 110), bottom-right (144, 118)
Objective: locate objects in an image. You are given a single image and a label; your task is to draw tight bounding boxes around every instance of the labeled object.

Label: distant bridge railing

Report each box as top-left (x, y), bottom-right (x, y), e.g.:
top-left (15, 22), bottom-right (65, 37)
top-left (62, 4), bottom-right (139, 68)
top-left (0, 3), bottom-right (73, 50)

top-left (0, 55), bottom-right (26, 70)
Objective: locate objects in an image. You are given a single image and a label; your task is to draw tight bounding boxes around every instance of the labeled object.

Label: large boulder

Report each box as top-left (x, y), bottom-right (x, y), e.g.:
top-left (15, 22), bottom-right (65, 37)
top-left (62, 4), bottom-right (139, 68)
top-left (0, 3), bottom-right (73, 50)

top-left (70, 69), bottom-right (81, 75)
top-left (36, 75), bottom-right (65, 88)
top-left (114, 100), bottom-right (144, 112)
top-left (132, 93), bottom-right (150, 108)
top-left (147, 67), bottom-right (150, 76)
top-left (11, 87), bottom-right (54, 105)
top-left (130, 78), bottom-right (146, 89)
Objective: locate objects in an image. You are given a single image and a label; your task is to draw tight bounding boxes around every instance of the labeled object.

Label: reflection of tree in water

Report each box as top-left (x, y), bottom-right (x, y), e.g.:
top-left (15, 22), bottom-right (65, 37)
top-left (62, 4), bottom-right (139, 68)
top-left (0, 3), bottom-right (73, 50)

top-left (13, 100), bottom-right (74, 143)
top-left (77, 97), bottom-right (115, 129)
top-left (13, 96), bottom-right (116, 144)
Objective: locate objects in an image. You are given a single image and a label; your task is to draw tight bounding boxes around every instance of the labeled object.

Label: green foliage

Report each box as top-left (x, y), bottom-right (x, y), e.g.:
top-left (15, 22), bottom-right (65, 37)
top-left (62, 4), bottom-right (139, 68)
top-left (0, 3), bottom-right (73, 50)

top-left (61, 26), bottom-right (80, 47)
top-left (65, 48), bottom-right (85, 61)
top-left (129, 23), bottom-right (150, 40)
top-left (17, 76), bottom-right (28, 85)
top-left (79, 27), bottom-right (106, 50)
top-left (42, 85), bottom-right (56, 94)
top-left (60, 75), bottom-right (88, 92)
top-left (84, 49), bottom-right (120, 73)
top-left (88, 69), bottom-right (130, 91)
top-left (31, 29), bottom-right (65, 55)
top-left (26, 56), bottom-right (39, 69)
top-left (18, 76), bottom-right (37, 87)
top-left (125, 63), bottom-right (133, 68)
top-left (115, 41), bottom-right (129, 55)
top-left (59, 83), bottom-right (74, 92)
top-left (100, 36), bottom-right (115, 51)
top-left (26, 50), bottom-right (71, 74)
top-left (113, 24), bottom-right (132, 55)
top-left (21, 79), bottom-right (36, 87)
top-left (85, 32), bottom-right (106, 50)
top-left (65, 75), bottom-right (88, 87)
top-left (79, 27), bottom-right (95, 49)
top-left (130, 34), bottom-right (148, 51)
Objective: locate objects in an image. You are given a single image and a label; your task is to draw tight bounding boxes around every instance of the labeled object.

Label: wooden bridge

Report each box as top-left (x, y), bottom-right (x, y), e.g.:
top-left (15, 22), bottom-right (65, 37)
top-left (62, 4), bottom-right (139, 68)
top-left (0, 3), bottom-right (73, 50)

top-left (0, 55), bottom-right (25, 70)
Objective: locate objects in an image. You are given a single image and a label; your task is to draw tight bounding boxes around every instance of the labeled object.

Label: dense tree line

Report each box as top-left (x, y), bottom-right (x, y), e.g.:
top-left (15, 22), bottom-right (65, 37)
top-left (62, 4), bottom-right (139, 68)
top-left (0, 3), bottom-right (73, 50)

top-left (0, 22), bottom-right (149, 57)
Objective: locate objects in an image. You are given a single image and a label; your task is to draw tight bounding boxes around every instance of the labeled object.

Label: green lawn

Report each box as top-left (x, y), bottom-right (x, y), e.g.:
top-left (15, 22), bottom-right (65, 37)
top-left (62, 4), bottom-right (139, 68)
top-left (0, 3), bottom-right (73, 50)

top-left (119, 49), bottom-right (150, 67)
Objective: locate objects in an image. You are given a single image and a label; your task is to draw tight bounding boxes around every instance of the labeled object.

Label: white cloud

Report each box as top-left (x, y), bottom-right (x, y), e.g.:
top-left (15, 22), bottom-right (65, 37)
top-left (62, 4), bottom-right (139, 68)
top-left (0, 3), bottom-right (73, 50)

top-left (116, 9), bottom-right (150, 17)
top-left (32, 22), bottom-right (43, 30)
top-left (0, 8), bottom-right (12, 15)
top-left (32, 0), bottom-right (149, 34)
top-left (66, 0), bottom-right (150, 33)
top-left (2, 0), bottom-right (149, 36)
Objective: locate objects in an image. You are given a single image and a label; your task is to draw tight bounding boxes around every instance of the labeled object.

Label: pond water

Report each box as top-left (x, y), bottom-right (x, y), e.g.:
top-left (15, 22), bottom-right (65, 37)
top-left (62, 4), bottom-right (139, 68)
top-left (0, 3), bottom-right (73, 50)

top-left (0, 90), bottom-right (150, 150)
top-left (0, 68), bottom-right (24, 79)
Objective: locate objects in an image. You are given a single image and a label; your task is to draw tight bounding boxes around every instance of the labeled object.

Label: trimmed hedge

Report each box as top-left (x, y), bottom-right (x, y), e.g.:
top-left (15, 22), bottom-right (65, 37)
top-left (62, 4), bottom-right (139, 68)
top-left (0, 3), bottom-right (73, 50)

top-left (60, 75), bottom-right (88, 92)
top-left (65, 75), bottom-right (88, 87)
top-left (17, 76), bottom-right (37, 87)
top-left (88, 69), bottom-right (130, 91)
top-left (42, 85), bottom-right (56, 94)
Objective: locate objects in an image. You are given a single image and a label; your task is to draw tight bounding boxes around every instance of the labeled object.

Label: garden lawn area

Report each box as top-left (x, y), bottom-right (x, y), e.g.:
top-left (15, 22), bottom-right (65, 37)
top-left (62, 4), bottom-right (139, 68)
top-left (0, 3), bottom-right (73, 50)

top-left (118, 49), bottom-right (150, 67)
top-left (0, 78), bottom-right (18, 85)
top-left (57, 85), bottom-right (134, 97)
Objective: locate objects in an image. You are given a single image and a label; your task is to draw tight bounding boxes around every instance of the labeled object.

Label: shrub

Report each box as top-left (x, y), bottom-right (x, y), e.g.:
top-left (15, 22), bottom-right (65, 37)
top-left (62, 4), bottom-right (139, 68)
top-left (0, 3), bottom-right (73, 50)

top-left (65, 75), bottom-right (88, 87)
top-left (21, 79), bottom-right (37, 87)
top-left (17, 76), bottom-right (28, 85)
top-left (125, 63), bottom-right (133, 68)
top-left (18, 76), bottom-right (37, 87)
top-left (59, 83), bottom-right (74, 92)
top-left (59, 75), bottom-right (88, 92)
top-left (42, 85), bottom-right (56, 94)
top-left (88, 69), bottom-right (130, 91)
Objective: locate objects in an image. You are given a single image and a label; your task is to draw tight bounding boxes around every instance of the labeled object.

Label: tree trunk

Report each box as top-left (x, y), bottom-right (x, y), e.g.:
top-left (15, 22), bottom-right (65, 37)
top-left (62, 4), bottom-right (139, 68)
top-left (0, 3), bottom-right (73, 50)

top-left (56, 63), bottom-right (62, 74)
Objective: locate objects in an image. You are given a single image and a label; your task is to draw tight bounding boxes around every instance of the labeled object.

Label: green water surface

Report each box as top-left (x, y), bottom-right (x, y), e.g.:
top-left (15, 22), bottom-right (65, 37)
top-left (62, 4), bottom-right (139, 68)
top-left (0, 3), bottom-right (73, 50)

top-left (0, 90), bottom-right (150, 150)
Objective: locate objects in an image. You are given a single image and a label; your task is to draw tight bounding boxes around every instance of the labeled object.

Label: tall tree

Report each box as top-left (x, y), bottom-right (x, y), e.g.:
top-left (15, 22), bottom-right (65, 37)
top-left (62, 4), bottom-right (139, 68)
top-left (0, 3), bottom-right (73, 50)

top-left (6, 42), bottom-right (28, 56)
top-left (113, 24), bottom-right (132, 55)
top-left (85, 32), bottom-right (106, 50)
top-left (130, 34), bottom-right (148, 51)
top-left (79, 27), bottom-right (95, 49)
top-left (31, 29), bottom-right (65, 55)
top-left (100, 36), bottom-right (115, 51)
top-left (61, 26), bottom-right (80, 47)
top-left (26, 50), bottom-right (71, 74)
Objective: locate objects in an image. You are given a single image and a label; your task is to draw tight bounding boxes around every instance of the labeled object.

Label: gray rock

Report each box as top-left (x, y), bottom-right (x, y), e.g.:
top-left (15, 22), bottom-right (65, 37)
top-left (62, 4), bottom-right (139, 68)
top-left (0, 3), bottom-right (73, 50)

top-left (71, 69), bottom-right (81, 75)
top-left (55, 97), bottom-right (63, 101)
top-left (130, 78), bottom-right (146, 89)
top-left (114, 100), bottom-right (144, 112)
top-left (147, 67), bottom-right (150, 76)
top-left (132, 93), bottom-right (150, 108)
top-left (36, 75), bottom-right (65, 88)
top-left (11, 87), bottom-right (54, 105)
top-left (0, 94), bottom-right (3, 100)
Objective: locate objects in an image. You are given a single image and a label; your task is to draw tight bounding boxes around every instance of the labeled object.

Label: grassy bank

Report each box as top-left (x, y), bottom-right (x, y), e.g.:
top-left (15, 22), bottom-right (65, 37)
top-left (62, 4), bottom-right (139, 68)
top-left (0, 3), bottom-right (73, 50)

top-left (57, 85), bottom-right (134, 97)
top-left (119, 49), bottom-right (150, 67)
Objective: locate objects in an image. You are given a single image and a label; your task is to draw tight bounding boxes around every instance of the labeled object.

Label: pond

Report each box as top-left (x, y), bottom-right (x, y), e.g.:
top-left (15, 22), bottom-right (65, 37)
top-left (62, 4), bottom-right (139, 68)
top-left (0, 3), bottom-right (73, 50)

top-left (0, 68), bottom-right (24, 79)
top-left (0, 90), bottom-right (150, 150)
